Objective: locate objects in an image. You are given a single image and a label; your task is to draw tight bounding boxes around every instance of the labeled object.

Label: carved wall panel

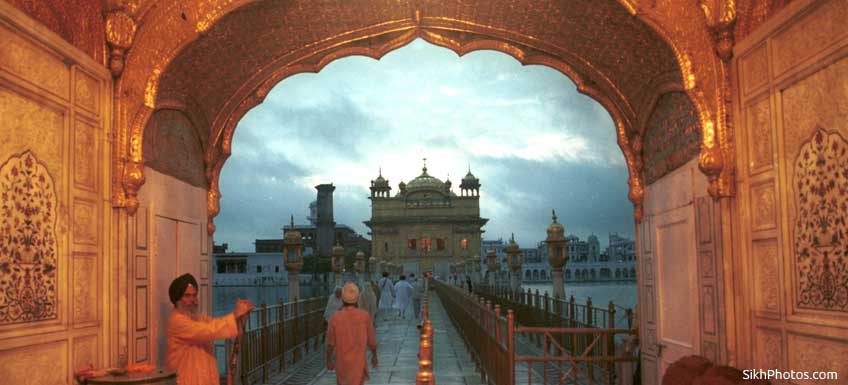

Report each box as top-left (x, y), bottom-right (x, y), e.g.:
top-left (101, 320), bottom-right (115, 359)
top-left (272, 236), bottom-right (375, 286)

top-left (643, 92), bottom-right (702, 185)
top-left (694, 196), bottom-right (724, 363)
top-left (0, 23), bottom-right (69, 100)
top-left (130, 205), bottom-right (150, 364)
top-left (73, 118), bottom-right (97, 191)
top-left (754, 328), bottom-right (783, 370)
top-left (740, 44), bottom-right (769, 96)
top-left (135, 256), bottom-right (147, 280)
top-left (746, 97), bottom-right (773, 173)
top-left (0, 340), bottom-right (67, 384)
top-left (72, 199), bottom-right (98, 246)
top-left (73, 334), bottom-right (98, 370)
top-left (771, 0), bottom-right (847, 76)
top-left (0, 151), bottom-right (58, 324)
top-left (750, 182), bottom-right (777, 231)
top-left (72, 253), bottom-right (97, 326)
top-left (733, 0), bottom-right (848, 369)
top-left (787, 333), bottom-right (848, 379)
top-left (135, 286), bottom-right (147, 331)
top-left (752, 240), bottom-right (781, 315)
top-left (73, 67), bottom-right (99, 115)
top-left (0, 4), bottom-right (112, 380)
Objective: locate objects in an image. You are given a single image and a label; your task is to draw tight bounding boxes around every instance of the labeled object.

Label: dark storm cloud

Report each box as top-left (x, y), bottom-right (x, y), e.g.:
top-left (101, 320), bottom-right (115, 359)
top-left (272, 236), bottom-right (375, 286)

top-left (473, 156), bottom-right (633, 246)
top-left (214, 129), bottom-right (315, 250)
top-left (262, 91), bottom-right (389, 159)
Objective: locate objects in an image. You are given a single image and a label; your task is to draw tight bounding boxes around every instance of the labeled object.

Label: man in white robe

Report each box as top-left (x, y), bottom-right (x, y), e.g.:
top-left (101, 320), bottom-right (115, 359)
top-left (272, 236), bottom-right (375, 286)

top-left (392, 275), bottom-right (414, 319)
top-left (323, 285), bottom-right (344, 322)
top-left (377, 272), bottom-right (395, 321)
top-left (357, 277), bottom-right (378, 326)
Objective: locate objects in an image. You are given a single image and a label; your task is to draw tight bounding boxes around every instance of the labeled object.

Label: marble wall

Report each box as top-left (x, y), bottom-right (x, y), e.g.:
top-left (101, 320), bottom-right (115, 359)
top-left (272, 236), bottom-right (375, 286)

top-left (0, 2), bottom-right (112, 382)
top-left (733, 0), bottom-right (848, 380)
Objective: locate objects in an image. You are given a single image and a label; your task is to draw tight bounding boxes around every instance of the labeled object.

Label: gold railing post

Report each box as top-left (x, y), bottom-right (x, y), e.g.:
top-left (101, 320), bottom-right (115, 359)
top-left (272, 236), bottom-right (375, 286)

top-left (608, 302), bottom-right (616, 385)
top-left (261, 303), bottom-right (268, 384)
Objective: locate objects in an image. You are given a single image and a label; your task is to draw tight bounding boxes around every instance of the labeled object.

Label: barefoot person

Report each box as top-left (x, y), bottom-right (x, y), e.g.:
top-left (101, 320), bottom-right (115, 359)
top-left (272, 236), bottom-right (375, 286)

top-left (166, 273), bottom-right (254, 385)
top-left (327, 282), bottom-right (378, 385)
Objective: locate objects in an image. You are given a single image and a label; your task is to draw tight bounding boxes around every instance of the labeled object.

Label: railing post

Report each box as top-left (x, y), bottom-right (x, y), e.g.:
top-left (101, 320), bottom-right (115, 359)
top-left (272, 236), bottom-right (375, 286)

top-left (284, 298), bottom-right (287, 372)
top-left (507, 310), bottom-right (515, 385)
top-left (608, 301), bottom-right (616, 385)
top-left (569, 295), bottom-right (576, 327)
top-left (292, 297), bottom-right (300, 363)
top-left (261, 303), bottom-right (268, 384)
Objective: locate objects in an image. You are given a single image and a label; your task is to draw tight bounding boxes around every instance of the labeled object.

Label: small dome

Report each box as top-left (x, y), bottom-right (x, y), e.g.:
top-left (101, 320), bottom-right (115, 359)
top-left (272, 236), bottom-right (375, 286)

top-left (373, 168), bottom-right (389, 187)
top-left (332, 242), bottom-right (345, 256)
top-left (284, 215), bottom-right (302, 243)
top-left (356, 250), bottom-right (366, 260)
top-left (506, 233), bottom-right (520, 253)
top-left (546, 209), bottom-right (565, 240)
top-left (463, 170), bottom-right (478, 182)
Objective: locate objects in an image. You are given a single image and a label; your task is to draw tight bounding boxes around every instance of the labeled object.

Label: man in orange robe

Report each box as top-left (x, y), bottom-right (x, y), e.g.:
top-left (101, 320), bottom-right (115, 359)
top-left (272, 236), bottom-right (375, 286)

top-left (327, 282), bottom-right (378, 385)
top-left (166, 273), bottom-right (254, 385)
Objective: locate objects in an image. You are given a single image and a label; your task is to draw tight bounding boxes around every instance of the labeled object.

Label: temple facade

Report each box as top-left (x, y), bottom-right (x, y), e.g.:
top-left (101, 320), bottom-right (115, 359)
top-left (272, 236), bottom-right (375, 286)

top-left (365, 164), bottom-right (487, 278)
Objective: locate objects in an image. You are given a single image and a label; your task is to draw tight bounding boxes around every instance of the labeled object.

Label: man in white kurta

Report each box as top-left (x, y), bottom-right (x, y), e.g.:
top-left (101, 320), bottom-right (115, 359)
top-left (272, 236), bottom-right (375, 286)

top-left (356, 278), bottom-right (378, 325)
top-left (324, 285), bottom-right (344, 322)
top-left (392, 275), bottom-right (414, 319)
top-left (166, 273), bottom-right (253, 385)
top-left (377, 272), bottom-right (395, 321)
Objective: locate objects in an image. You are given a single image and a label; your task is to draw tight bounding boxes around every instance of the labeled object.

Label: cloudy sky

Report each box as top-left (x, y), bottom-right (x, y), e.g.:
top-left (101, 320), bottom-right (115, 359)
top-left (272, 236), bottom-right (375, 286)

top-left (215, 39), bottom-right (634, 252)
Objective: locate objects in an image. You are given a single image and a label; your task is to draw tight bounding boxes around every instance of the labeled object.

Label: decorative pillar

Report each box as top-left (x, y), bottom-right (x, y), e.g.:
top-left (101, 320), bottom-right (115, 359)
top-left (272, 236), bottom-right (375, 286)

top-left (506, 234), bottom-right (523, 294)
top-left (546, 210), bottom-right (568, 300)
top-left (283, 216), bottom-right (304, 302)
top-left (331, 242), bottom-right (345, 286)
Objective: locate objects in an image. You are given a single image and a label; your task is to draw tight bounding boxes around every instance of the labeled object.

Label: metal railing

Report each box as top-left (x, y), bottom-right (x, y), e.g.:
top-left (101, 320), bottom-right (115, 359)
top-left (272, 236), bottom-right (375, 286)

top-left (225, 296), bottom-right (328, 385)
top-left (416, 278), bottom-right (434, 385)
top-left (436, 281), bottom-right (638, 385)
top-left (436, 280), bottom-right (515, 385)
top-left (475, 284), bottom-right (634, 330)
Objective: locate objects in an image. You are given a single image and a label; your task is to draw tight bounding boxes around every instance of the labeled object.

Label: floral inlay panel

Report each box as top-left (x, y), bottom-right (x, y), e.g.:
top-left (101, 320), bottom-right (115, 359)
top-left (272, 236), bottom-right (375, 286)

top-left (0, 151), bottom-right (58, 324)
top-left (794, 128), bottom-right (848, 311)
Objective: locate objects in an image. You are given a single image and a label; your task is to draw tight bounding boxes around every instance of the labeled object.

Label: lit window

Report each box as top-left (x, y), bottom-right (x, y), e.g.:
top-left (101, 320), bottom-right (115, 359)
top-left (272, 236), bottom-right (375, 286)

top-left (460, 238), bottom-right (468, 250)
top-left (421, 238), bottom-right (431, 251)
top-left (437, 239), bottom-right (445, 250)
top-left (408, 239), bottom-right (417, 250)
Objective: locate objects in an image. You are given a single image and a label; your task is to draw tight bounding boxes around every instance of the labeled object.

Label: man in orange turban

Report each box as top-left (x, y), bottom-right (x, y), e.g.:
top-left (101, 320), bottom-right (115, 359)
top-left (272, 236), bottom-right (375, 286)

top-left (165, 273), bottom-right (254, 385)
top-left (326, 282), bottom-right (378, 385)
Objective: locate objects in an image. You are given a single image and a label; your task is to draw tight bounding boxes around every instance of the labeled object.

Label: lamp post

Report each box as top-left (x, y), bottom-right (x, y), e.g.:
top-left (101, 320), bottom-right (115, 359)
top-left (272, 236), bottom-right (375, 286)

top-left (472, 255), bottom-right (482, 284)
top-left (283, 215), bottom-right (303, 301)
top-left (486, 248), bottom-right (497, 287)
top-left (331, 242), bottom-right (345, 287)
top-left (506, 233), bottom-right (523, 294)
top-left (355, 250), bottom-right (366, 281)
top-left (546, 209), bottom-right (568, 300)
top-left (368, 256), bottom-right (378, 283)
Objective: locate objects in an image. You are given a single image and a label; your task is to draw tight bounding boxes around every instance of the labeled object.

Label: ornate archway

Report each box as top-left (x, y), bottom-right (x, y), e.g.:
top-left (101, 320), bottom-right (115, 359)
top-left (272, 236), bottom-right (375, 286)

top-left (107, 0), bottom-right (737, 232)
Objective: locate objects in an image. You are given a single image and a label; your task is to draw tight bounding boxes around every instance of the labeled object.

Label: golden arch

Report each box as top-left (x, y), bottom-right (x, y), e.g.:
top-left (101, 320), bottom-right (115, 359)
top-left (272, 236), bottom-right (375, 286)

top-left (113, 0), bottom-right (733, 231)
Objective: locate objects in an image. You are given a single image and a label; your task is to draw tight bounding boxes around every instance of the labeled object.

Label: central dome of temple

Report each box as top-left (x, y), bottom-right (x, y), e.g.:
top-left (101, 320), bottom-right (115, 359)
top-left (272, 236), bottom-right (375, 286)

top-left (406, 165), bottom-right (445, 192)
